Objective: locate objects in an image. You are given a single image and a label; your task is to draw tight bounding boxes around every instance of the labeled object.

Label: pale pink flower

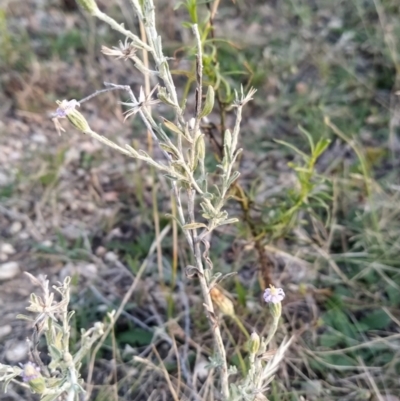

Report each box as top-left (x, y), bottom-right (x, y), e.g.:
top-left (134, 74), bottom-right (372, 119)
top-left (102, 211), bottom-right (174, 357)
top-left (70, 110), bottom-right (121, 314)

top-left (263, 286), bottom-right (285, 304)
top-left (20, 362), bottom-right (41, 382)
top-left (55, 99), bottom-right (80, 118)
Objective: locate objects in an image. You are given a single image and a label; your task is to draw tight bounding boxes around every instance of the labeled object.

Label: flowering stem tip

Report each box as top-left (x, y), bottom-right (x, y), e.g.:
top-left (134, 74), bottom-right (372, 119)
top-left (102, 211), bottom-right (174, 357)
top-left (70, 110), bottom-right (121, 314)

top-left (263, 285), bottom-right (285, 320)
top-left (263, 286), bottom-right (285, 304)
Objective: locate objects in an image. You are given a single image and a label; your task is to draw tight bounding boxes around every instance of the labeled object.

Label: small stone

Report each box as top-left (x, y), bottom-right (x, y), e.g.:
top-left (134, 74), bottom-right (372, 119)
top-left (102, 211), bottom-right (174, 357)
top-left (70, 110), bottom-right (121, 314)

top-left (302, 380), bottom-right (322, 396)
top-left (9, 221), bottom-right (22, 235)
top-left (103, 191), bottom-right (119, 202)
top-left (95, 246), bottom-right (106, 257)
top-left (31, 133), bottom-right (47, 144)
top-left (77, 168), bottom-right (86, 177)
top-left (193, 358), bottom-right (208, 380)
top-left (82, 263), bottom-right (97, 277)
top-left (5, 341), bottom-right (29, 362)
top-left (59, 263), bottom-right (75, 281)
top-left (0, 325), bottom-right (12, 339)
top-left (0, 171), bottom-right (10, 186)
top-left (40, 240), bottom-right (53, 248)
top-left (328, 17), bottom-right (343, 30)
top-left (0, 261), bottom-right (20, 280)
top-left (61, 225), bottom-right (84, 240)
top-left (65, 148), bottom-right (80, 163)
top-left (105, 251), bottom-right (117, 262)
top-left (296, 82), bottom-right (308, 95)
top-left (83, 202), bottom-right (96, 212)
top-left (0, 243), bottom-right (16, 255)
top-left (18, 232), bottom-right (30, 240)
top-left (9, 151), bottom-right (21, 160)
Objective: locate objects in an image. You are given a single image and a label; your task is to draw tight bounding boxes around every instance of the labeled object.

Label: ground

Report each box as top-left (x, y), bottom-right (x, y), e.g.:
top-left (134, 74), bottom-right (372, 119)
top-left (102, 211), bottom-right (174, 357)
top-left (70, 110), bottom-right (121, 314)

top-left (0, 0), bottom-right (400, 400)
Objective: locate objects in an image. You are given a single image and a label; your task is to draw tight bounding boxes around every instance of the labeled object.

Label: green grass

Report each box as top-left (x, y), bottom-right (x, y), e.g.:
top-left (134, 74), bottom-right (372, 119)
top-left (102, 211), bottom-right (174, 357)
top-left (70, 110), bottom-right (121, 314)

top-left (1, 0), bottom-right (400, 399)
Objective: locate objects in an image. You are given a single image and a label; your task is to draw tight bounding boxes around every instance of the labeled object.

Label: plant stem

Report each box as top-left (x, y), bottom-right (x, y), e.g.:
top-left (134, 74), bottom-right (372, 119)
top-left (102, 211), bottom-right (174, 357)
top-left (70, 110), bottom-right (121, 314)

top-left (82, 7), bottom-right (232, 396)
top-left (187, 189), bottom-right (230, 399)
top-left (93, 9), bottom-right (151, 52)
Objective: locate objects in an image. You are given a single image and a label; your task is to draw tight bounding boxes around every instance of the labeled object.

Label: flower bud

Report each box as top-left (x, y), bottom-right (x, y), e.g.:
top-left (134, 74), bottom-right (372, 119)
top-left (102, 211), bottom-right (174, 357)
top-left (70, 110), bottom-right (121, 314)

top-left (63, 352), bottom-right (73, 363)
top-left (94, 321), bottom-right (104, 335)
top-left (76, 0), bottom-right (99, 15)
top-left (55, 100), bottom-right (91, 133)
top-left (66, 109), bottom-right (91, 133)
top-left (249, 331), bottom-right (260, 354)
top-left (210, 287), bottom-right (235, 316)
top-left (269, 301), bottom-right (282, 320)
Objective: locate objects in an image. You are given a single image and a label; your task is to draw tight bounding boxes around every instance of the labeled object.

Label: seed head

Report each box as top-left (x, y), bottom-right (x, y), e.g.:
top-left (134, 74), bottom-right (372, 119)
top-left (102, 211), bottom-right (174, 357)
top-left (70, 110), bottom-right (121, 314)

top-left (210, 287), bottom-right (235, 316)
top-left (102, 38), bottom-right (137, 61)
top-left (120, 86), bottom-right (160, 121)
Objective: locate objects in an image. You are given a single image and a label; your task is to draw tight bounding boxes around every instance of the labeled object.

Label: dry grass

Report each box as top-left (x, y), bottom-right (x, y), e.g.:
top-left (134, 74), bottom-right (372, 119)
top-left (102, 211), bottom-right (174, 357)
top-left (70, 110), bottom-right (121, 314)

top-left (0, 0), bottom-right (400, 400)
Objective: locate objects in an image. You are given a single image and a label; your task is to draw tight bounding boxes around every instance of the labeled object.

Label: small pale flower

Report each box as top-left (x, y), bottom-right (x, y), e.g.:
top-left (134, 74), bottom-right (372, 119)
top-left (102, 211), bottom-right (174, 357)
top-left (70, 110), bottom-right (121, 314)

top-left (249, 331), bottom-right (261, 354)
top-left (55, 99), bottom-right (80, 118)
top-left (52, 99), bottom-right (80, 135)
top-left (20, 362), bottom-right (41, 382)
top-left (101, 38), bottom-right (137, 61)
top-left (52, 99), bottom-right (91, 133)
top-left (263, 286), bottom-right (285, 304)
top-left (20, 361), bottom-right (46, 393)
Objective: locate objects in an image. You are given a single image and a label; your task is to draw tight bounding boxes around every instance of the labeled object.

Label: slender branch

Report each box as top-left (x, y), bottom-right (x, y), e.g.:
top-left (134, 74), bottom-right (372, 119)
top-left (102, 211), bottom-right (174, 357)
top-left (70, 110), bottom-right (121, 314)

top-left (194, 237), bottom-right (230, 398)
top-left (192, 24), bottom-right (204, 137)
top-left (139, 0), bottom-right (186, 128)
top-left (73, 7), bottom-right (235, 397)
top-left (93, 9), bottom-right (152, 52)
top-left (182, 26), bottom-right (230, 398)
top-left (79, 86), bottom-right (124, 104)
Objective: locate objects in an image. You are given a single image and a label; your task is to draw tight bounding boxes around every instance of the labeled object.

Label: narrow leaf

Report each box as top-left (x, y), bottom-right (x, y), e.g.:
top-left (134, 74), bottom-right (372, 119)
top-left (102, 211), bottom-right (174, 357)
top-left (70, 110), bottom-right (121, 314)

top-left (314, 138), bottom-right (331, 158)
top-left (199, 86), bottom-right (215, 118)
top-left (182, 222), bottom-right (208, 230)
top-left (216, 218), bottom-right (239, 226)
top-left (274, 139), bottom-right (309, 161)
top-left (228, 171), bottom-right (240, 187)
top-left (298, 125), bottom-right (315, 153)
top-left (163, 118), bottom-right (184, 136)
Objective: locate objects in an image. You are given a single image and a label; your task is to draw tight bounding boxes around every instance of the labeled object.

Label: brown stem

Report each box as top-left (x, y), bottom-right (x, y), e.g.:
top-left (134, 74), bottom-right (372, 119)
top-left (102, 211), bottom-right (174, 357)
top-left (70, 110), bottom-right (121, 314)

top-left (237, 186), bottom-right (273, 288)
